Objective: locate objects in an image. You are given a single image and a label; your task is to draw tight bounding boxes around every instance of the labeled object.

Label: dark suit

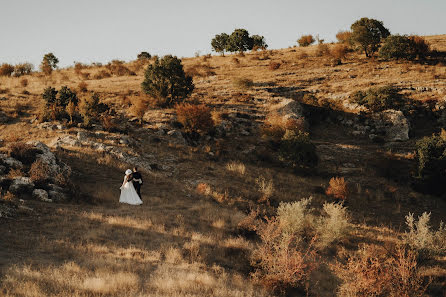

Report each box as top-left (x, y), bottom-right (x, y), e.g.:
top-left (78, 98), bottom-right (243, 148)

top-left (130, 171), bottom-right (143, 198)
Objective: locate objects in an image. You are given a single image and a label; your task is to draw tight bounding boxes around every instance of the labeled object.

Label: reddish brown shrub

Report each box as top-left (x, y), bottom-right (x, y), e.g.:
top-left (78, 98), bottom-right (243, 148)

top-left (326, 177), bottom-right (349, 200)
top-left (336, 31), bottom-right (352, 44)
top-left (101, 114), bottom-right (117, 132)
top-left (330, 44), bottom-right (348, 60)
top-left (176, 103), bottom-right (214, 134)
top-left (19, 78), bottom-right (28, 87)
top-left (78, 81), bottom-right (88, 93)
top-left (268, 61), bottom-right (281, 70)
top-left (130, 96), bottom-right (148, 124)
top-left (29, 159), bottom-right (50, 185)
top-left (337, 245), bottom-right (428, 297)
top-left (93, 70), bottom-right (112, 80)
top-left (316, 43), bottom-right (330, 57)
top-left (297, 35), bottom-right (315, 47)
top-left (408, 35), bottom-right (430, 58)
top-left (0, 64), bottom-right (15, 77)
top-left (8, 142), bottom-right (38, 165)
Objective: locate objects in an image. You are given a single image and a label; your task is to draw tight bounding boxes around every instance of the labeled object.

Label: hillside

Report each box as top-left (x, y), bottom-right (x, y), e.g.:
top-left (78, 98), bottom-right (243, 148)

top-left (0, 36), bottom-right (445, 296)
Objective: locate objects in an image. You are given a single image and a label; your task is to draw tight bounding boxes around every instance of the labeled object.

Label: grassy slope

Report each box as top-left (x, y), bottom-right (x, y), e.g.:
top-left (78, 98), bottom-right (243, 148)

top-left (0, 36), bottom-right (446, 296)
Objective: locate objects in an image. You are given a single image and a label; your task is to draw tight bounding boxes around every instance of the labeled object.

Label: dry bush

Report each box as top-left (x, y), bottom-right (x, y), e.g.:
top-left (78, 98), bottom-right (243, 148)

top-left (409, 35), bottom-right (430, 58)
top-left (130, 96), bottom-right (149, 124)
top-left (268, 61), bottom-right (281, 70)
top-left (176, 103), bottom-right (214, 134)
top-left (29, 159), bottom-right (50, 185)
top-left (78, 81), bottom-right (88, 93)
top-left (256, 176), bottom-right (274, 201)
top-left (231, 57), bottom-right (240, 66)
top-left (0, 64), bottom-right (15, 77)
top-left (196, 182), bottom-right (212, 196)
top-left (326, 177), bottom-right (349, 200)
top-left (405, 212), bottom-right (446, 257)
top-left (336, 245), bottom-right (428, 297)
top-left (226, 161), bottom-right (246, 175)
top-left (7, 168), bottom-right (25, 179)
top-left (185, 63), bottom-right (215, 77)
top-left (74, 62), bottom-right (87, 75)
top-left (336, 31), bottom-right (352, 44)
top-left (251, 213), bottom-right (318, 293)
top-left (330, 44), bottom-right (348, 60)
top-left (1, 191), bottom-right (15, 201)
top-left (93, 70), bottom-right (111, 80)
top-left (106, 60), bottom-right (135, 76)
top-left (298, 35), bottom-right (315, 47)
top-left (316, 43), bottom-right (330, 57)
top-left (19, 78), bottom-right (28, 87)
top-left (13, 63), bottom-right (33, 77)
top-left (262, 114), bottom-right (306, 141)
top-left (8, 142), bottom-right (37, 165)
top-left (315, 202), bottom-right (350, 248)
top-left (232, 77), bottom-right (254, 90)
top-left (101, 114), bottom-right (118, 132)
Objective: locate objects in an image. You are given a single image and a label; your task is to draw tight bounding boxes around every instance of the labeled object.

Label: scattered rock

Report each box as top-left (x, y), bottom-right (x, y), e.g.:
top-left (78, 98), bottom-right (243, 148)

top-left (271, 98), bottom-right (304, 120)
top-left (9, 177), bottom-right (35, 195)
top-left (0, 165), bottom-right (7, 175)
top-left (32, 189), bottom-right (51, 202)
top-left (372, 109), bottom-right (409, 141)
top-left (0, 154), bottom-right (23, 169)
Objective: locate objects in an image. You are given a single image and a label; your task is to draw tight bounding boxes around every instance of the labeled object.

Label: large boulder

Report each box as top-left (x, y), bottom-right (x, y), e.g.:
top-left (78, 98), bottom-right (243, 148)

top-left (9, 177), bottom-right (35, 195)
top-left (0, 153), bottom-right (23, 169)
top-left (271, 98), bottom-right (304, 120)
top-left (32, 189), bottom-right (51, 202)
top-left (371, 109), bottom-right (409, 142)
top-left (48, 190), bottom-right (67, 202)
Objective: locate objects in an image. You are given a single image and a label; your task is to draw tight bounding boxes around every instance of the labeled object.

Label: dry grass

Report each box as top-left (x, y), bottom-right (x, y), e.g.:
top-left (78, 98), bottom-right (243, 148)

top-left (226, 160), bottom-right (246, 175)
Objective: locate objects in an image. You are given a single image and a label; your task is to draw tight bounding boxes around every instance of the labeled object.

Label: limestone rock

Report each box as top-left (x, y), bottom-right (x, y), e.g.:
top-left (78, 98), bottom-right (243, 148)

top-left (48, 190), bottom-right (67, 202)
top-left (0, 154), bottom-right (23, 169)
top-left (271, 98), bottom-right (304, 120)
top-left (32, 189), bottom-right (51, 202)
top-left (9, 177), bottom-right (35, 195)
top-left (372, 109), bottom-right (409, 142)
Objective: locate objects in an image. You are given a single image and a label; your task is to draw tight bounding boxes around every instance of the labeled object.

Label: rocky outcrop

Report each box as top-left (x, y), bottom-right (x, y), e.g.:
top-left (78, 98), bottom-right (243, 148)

top-left (0, 153), bottom-right (23, 169)
top-left (32, 189), bottom-right (51, 202)
top-left (270, 98), bottom-right (305, 120)
top-left (9, 177), bottom-right (35, 195)
top-left (371, 109), bottom-right (409, 142)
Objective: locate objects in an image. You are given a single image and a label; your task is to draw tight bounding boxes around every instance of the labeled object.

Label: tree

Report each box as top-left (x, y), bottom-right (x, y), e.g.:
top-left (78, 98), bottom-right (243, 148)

top-left (252, 35), bottom-right (268, 50)
top-left (226, 29), bottom-right (254, 53)
top-left (211, 33), bottom-right (229, 56)
top-left (40, 53), bottom-right (59, 74)
top-left (137, 51), bottom-right (151, 60)
top-left (58, 86), bottom-right (78, 108)
top-left (297, 35), bottom-right (315, 47)
top-left (350, 17), bottom-right (390, 57)
top-left (141, 55), bottom-right (194, 107)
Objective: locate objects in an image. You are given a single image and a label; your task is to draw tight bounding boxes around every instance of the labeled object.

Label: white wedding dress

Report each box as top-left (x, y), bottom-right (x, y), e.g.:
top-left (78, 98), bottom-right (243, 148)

top-left (119, 175), bottom-right (143, 205)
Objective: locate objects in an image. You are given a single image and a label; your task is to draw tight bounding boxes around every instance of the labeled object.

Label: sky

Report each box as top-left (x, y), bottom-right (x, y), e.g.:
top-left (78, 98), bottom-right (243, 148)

top-left (1, 0), bottom-right (445, 68)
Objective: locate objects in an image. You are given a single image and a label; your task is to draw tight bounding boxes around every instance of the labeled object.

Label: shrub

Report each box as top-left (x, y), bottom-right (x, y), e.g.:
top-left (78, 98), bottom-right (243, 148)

top-left (315, 43), bottom-right (330, 57)
top-left (414, 133), bottom-right (446, 195)
top-left (226, 161), bottom-right (246, 175)
top-left (79, 92), bottom-right (105, 126)
top-left (106, 60), bottom-right (134, 76)
top-left (251, 218), bottom-right (318, 294)
top-left (130, 96), bottom-right (149, 124)
top-left (279, 130), bottom-right (318, 169)
top-left (141, 55), bottom-right (194, 107)
top-left (336, 31), bottom-right (352, 44)
top-left (330, 44), bottom-right (348, 60)
top-left (66, 101), bottom-right (76, 124)
top-left (0, 64), bottom-right (15, 77)
top-left (13, 63), bottom-right (33, 77)
top-left (350, 17), bottom-right (390, 57)
top-left (277, 197), bottom-right (314, 238)
top-left (325, 177), bottom-right (349, 200)
top-left (337, 245), bottom-right (427, 297)
top-left (232, 77), bottom-right (254, 90)
top-left (315, 202), bottom-right (350, 248)
top-left (405, 212), bottom-right (446, 257)
top-left (20, 78), bottom-right (28, 87)
top-left (8, 142), bottom-right (38, 165)
top-left (262, 114), bottom-right (306, 141)
top-left (29, 159), bottom-right (50, 186)
top-left (252, 35), bottom-right (268, 50)
top-left (379, 35), bottom-right (431, 60)
top-left (78, 81), bottom-right (88, 93)
top-left (101, 114), bottom-right (118, 132)
top-left (297, 35), bottom-right (315, 47)
top-left (350, 85), bottom-right (403, 112)
top-left (175, 103), bottom-right (214, 135)
top-left (268, 61), bottom-right (281, 70)
top-left (93, 70), bottom-right (111, 79)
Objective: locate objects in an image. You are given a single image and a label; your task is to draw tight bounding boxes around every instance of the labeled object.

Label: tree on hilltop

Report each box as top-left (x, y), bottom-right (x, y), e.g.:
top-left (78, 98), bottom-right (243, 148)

top-left (226, 29), bottom-right (254, 53)
top-left (252, 35), bottom-right (268, 50)
top-left (350, 17), bottom-right (390, 57)
top-left (40, 53), bottom-right (59, 75)
top-left (211, 33), bottom-right (229, 56)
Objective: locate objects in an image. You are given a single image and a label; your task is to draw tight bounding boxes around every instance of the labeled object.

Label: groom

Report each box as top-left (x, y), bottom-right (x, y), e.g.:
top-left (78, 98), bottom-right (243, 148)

top-left (130, 166), bottom-right (143, 199)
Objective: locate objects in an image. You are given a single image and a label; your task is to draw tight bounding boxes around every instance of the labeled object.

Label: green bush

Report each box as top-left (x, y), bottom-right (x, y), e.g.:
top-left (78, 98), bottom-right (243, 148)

top-left (137, 51), bottom-right (151, 60)
top-left (252, 35), bottom-right (268, 50)
top-left (141, 55), bottom-right (194, 107)
top-left (279, 130), bottom-right (318, 168)
top-left (40, 53), bottom-right (59, 75)
top-left (226, 29), bottom-right (254, 53)
top-left (351, 86), bottom-right (403, 112)
top-left (211, 33), bottom-right (229, 56)
top-left (379, 35), bottom-right (430, 60)
top-left (41, 86), bottom-right (78, 121)
top-left (414, 134), bottom-right (446, 196)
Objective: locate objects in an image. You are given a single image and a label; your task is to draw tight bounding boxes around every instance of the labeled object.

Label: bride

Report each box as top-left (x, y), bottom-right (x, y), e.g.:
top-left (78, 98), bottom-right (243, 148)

top-left (119, 169), bottom-right (143, 205)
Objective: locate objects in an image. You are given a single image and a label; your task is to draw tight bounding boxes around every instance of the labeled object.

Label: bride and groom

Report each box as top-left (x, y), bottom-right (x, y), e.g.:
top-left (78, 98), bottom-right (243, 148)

top-left (119, 166), bottom-right (143, 205)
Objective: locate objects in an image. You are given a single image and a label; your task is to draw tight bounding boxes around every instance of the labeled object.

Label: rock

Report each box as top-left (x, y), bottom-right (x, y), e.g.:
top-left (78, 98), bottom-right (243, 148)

top-left (119, 138), bottom-right (129, 145)
top-left (167, 130), bottom-right (186, 144)
top-left (0, 111), bottom-right (9, 123)
top-left (48, 184), bottom-right (65, 193)
top-left (271, 98), bottom-right (304, 120)
top-left (9, 177), bottom-right (35, 195)
top-left (0, 153), bottom-right (23, 169)
top-left (77, 131), bottom-right (89, 142)
top-left (32, 189), bottom-right (51, 202)
top-left (48, 190), bottom-right (67, 202)
top-left (0, 165), bottom-right (6, 175)
top-left (371, 109), bottom-right (409, 142)
top-left (240, 130), bottom-right (250, 136)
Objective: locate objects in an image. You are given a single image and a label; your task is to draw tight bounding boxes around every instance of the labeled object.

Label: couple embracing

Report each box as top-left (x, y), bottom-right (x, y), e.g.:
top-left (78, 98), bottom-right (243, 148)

top-left (119, 166), bottom-right (143, 205)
